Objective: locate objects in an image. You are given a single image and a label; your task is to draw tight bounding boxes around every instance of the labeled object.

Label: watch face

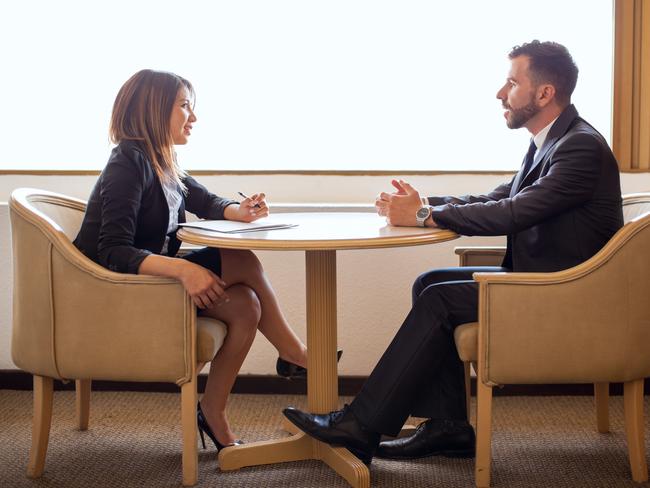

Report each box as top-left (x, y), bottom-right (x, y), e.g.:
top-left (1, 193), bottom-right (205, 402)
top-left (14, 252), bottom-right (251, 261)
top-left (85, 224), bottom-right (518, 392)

top-left (416, 207), bottom-right (430, 219)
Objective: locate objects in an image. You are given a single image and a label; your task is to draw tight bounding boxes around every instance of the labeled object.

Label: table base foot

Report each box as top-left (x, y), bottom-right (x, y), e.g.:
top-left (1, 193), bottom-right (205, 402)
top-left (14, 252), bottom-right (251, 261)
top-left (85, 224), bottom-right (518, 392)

top-left (281, 416), bottom-right (301, 435)
top-left (218, 432), bottom-right (312, 469)
top-left (317, 442), bottom-right (370, 488)
top-left (218, 434), bottom-right (370, 488)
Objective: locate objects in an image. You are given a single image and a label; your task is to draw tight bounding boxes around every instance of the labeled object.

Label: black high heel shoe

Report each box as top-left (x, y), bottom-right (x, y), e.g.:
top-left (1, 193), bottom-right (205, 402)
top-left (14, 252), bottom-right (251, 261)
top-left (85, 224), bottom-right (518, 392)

top-left (276, 349), bottom-right (343, 379)
top-left (197, 403), bottom-right (244, 451)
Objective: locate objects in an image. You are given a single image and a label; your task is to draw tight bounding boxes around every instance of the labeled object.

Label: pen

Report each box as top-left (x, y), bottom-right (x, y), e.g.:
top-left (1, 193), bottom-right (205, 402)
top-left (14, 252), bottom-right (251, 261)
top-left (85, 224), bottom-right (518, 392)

top-left (237, 191), bottom-right (262, 208)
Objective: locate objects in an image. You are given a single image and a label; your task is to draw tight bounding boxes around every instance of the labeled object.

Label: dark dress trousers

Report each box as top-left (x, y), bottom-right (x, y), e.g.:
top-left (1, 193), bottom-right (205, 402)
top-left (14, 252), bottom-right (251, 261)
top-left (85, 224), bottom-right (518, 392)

top-left (74, 140), bottom-right (236, 274)
top-left (350, 105), bottom-right (624, 436)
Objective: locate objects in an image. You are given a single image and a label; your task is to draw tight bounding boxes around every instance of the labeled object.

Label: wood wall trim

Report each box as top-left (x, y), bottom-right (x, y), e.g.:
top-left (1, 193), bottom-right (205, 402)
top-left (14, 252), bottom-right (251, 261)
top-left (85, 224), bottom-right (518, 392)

top-left (1, 370), bottom-right (649, 396)
top-left (0, 169), bottom-right (516, 177)
top-left (2, 168), bottom-right (649, 177)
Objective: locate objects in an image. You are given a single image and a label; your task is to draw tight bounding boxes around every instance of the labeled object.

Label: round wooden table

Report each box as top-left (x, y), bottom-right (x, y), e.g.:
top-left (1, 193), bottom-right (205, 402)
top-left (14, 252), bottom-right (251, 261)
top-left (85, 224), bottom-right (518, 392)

top-left (177, 212), bottom-right (458, 487)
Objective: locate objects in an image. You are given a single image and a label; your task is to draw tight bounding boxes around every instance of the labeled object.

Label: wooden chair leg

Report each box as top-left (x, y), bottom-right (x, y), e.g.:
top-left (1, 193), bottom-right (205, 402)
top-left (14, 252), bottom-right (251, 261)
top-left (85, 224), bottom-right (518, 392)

top-left (623, 379), bottom-right (648, 483)
top-left (27, 375), bottom-right (54, 478)
top-left (75, 379), bottom-right (91, 431)
top-left (464, 361), bottom-right (472, 420)
top-left (594, 382), bottom-right (609, 433)
top-left (475, 373), bottom-right (493, 488)
top-left (181, 375), bottom-right (199, 487)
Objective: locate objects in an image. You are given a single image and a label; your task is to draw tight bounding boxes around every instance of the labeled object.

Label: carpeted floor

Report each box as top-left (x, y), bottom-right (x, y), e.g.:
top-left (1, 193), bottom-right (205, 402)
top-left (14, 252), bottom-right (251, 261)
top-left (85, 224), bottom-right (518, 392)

top-left (0, 390), bottom-right (648, 487)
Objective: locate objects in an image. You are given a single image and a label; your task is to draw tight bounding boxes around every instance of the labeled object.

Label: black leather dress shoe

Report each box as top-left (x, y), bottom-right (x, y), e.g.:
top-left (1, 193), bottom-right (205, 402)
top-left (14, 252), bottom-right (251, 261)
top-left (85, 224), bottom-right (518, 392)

top-left (283, 405), bottom-right (380, 464)
top-left (376, 419), bottom-right (475, 460)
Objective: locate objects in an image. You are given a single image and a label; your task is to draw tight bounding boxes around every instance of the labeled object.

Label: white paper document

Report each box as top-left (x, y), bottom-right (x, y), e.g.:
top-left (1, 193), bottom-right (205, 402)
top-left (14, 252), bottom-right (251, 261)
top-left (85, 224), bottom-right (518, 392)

top-left (179, 219), bottom-right (298, 234)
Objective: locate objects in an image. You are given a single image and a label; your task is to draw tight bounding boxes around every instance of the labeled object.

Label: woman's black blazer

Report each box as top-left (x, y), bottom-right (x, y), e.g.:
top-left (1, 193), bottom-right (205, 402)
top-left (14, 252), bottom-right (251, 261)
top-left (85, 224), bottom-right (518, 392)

top-left (74, 140), bottom-right (236, 274)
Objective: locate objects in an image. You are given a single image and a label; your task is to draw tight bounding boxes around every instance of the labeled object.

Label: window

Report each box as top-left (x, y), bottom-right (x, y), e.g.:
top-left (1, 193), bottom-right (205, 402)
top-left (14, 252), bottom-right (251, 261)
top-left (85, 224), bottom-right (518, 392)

top-left (0, 0), bottom-right (612, 171)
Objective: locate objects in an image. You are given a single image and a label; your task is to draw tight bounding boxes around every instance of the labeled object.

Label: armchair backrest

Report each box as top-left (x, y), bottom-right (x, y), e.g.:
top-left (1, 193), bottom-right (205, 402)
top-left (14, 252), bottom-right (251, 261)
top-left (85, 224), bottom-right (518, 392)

top-left (10, 189), bottom-right (89, 378)
top-left (30, 198), bottom-right (86, 240)
top-left (622, 192), bottom-right (650, 223)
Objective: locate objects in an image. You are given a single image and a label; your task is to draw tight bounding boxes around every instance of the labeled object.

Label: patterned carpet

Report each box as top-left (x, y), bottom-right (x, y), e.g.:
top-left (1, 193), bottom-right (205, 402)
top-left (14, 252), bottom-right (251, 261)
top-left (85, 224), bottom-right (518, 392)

top-left (0, 390), bottom-right (648, 487)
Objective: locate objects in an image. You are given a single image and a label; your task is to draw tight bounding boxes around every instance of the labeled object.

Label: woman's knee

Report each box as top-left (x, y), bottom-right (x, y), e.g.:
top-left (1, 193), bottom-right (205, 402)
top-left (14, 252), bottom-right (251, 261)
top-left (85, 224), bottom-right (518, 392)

top-left (226, 249), bottom-right (263, 272)
top-left (230, 284), bottom-right (262, 328)
top-left (223, 249), bottom-right (264, 277)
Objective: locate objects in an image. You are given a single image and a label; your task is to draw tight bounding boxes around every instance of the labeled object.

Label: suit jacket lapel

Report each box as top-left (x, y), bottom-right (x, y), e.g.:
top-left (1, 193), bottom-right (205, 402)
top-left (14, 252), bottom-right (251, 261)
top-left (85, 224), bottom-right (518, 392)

top-left (510, 151), bottom-right (529, 197)
top-left (511, 104), bottom-right (579, 195)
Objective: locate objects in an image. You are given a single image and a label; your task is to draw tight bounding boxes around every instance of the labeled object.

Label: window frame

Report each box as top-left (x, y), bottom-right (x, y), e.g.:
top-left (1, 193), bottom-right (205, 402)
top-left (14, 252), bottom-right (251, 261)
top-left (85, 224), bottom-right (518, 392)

top-left (612, 0), bottom-right (650, 171)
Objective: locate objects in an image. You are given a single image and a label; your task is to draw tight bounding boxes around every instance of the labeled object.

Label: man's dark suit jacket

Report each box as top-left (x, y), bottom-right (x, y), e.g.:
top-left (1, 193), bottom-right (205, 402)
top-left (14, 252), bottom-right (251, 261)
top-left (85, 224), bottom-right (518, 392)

top-left (74, 140), bottom-right (236, 274)
top-left (428, 104), bottom-right (623, 272)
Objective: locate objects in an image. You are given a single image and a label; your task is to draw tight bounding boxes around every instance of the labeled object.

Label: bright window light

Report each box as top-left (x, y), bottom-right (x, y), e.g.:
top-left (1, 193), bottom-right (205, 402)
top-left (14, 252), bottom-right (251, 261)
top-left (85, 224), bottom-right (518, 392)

top-left (0, 0), bottom-right (612, 171)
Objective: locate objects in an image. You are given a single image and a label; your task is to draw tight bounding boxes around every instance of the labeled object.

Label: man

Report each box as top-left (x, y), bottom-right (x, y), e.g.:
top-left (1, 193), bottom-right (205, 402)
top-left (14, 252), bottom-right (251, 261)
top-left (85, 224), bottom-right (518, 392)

top-left (283, 41), bottom-right (623, 465)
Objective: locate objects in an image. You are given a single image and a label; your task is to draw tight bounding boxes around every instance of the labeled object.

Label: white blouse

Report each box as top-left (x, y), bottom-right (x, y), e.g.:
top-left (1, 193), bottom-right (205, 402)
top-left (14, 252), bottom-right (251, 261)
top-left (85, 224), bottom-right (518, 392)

top-left (160, 177), bottom-right (183, 255)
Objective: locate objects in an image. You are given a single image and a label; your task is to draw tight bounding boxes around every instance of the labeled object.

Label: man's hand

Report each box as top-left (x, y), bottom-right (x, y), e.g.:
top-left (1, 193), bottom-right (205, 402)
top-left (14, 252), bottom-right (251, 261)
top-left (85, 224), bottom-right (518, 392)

top-left (226, 192), bottom-right (270, 222)
top-left (375, 179), bottom-right (406, 216)
top-left (374, 179), bottom-right (424, 226)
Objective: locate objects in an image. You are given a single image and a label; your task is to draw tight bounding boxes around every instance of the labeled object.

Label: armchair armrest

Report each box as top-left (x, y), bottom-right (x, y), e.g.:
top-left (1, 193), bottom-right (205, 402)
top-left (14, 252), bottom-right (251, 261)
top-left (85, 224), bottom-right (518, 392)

top-left (454, 246), bottom-right (506, 267)
top-left (50, 244), bottom-right (196, 385)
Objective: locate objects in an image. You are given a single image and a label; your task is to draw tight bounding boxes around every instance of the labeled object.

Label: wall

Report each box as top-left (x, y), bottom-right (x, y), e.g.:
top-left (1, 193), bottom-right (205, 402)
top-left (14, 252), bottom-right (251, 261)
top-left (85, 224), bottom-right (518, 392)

top-left (2, 172), bottom-right (649, 375)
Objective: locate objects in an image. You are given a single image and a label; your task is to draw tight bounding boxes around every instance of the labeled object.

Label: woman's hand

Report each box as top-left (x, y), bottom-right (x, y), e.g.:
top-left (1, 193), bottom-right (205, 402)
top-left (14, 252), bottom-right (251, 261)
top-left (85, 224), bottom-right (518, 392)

top-left (225, 192), bottom-right (270, 222)
top-left (178, 260), bottom-right (229, 309)
top-left (138, 255), bottom-right (229, 309)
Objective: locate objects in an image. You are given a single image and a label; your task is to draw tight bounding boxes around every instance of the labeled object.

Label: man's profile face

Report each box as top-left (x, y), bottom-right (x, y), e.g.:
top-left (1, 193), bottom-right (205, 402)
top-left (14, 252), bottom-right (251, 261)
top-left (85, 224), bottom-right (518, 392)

top-left (496, 55), bottom-right (541, 129)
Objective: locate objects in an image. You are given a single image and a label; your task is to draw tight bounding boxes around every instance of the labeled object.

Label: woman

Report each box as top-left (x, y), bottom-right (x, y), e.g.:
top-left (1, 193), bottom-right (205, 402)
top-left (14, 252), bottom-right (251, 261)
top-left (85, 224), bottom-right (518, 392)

top-left (74, 69), bottom-right (309, 450)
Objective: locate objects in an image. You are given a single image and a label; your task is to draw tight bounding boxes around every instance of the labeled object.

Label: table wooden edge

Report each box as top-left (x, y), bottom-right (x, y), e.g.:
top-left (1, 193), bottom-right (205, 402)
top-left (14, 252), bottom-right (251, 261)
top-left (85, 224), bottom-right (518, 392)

top-left (176, 227), bottom-right (459, 250)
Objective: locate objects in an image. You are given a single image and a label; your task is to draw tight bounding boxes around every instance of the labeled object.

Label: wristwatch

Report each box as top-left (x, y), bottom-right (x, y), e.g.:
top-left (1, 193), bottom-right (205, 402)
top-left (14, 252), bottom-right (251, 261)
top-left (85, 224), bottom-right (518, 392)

top-left (415, 205), bottom-right (433, 227)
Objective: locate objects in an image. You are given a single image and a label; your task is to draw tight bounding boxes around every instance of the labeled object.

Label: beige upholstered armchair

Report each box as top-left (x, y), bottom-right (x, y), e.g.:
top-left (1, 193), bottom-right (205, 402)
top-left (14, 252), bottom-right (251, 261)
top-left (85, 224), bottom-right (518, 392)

top-left (452, 193), bottom-right (650, 487)
top-left (9, 188), bottom-right (227, 486)
top-left (454, 193), bottom-right (650, 425)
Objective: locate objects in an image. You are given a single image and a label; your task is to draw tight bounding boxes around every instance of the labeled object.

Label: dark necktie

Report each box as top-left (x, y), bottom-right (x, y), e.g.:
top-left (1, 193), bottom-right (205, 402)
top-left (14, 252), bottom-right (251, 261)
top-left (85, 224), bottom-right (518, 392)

top-left (521, 139), bottom-right (537, 177)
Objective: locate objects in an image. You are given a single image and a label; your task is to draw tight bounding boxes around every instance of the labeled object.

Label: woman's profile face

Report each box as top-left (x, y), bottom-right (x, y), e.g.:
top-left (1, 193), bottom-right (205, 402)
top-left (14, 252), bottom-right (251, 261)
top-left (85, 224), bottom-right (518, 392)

top-left (169, 86), bottom-right (197, 145)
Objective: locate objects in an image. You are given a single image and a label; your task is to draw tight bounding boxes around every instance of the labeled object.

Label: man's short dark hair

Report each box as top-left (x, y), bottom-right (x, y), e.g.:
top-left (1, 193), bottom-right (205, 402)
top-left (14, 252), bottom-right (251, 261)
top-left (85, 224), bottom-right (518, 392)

top-left (509, 40), bottom-right (578, 106)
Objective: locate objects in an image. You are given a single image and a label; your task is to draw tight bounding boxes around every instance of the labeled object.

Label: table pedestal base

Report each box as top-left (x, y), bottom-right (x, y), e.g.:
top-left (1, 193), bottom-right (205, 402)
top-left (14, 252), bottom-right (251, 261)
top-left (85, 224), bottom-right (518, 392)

top-left (217, 249), bottom-right (369, 487)
top-left (218, 435), bottom-right (370, 487)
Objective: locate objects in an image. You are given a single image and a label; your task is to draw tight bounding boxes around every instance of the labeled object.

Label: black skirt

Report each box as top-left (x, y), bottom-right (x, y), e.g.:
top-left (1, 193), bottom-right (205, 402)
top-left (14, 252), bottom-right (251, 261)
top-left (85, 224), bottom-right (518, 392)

top-left (179, 247), bottom-right (222, 277)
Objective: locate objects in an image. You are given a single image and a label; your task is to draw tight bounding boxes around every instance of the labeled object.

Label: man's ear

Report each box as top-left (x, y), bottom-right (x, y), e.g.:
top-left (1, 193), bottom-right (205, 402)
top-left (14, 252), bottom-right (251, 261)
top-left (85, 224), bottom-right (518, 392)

top-left (536, 83), bottom-right (556, 108)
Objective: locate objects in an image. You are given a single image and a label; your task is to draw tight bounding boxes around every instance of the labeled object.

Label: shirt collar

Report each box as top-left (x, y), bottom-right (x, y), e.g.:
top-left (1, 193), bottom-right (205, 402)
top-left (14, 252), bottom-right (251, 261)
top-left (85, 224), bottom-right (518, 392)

top-left (532, 116), bottom-right (558, 152)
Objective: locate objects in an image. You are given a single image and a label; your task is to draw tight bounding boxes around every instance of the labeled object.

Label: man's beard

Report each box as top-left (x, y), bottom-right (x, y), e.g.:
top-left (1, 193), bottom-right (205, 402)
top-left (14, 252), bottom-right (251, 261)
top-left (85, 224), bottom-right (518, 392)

top-left (504, 99), bottom-right (540, 129)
